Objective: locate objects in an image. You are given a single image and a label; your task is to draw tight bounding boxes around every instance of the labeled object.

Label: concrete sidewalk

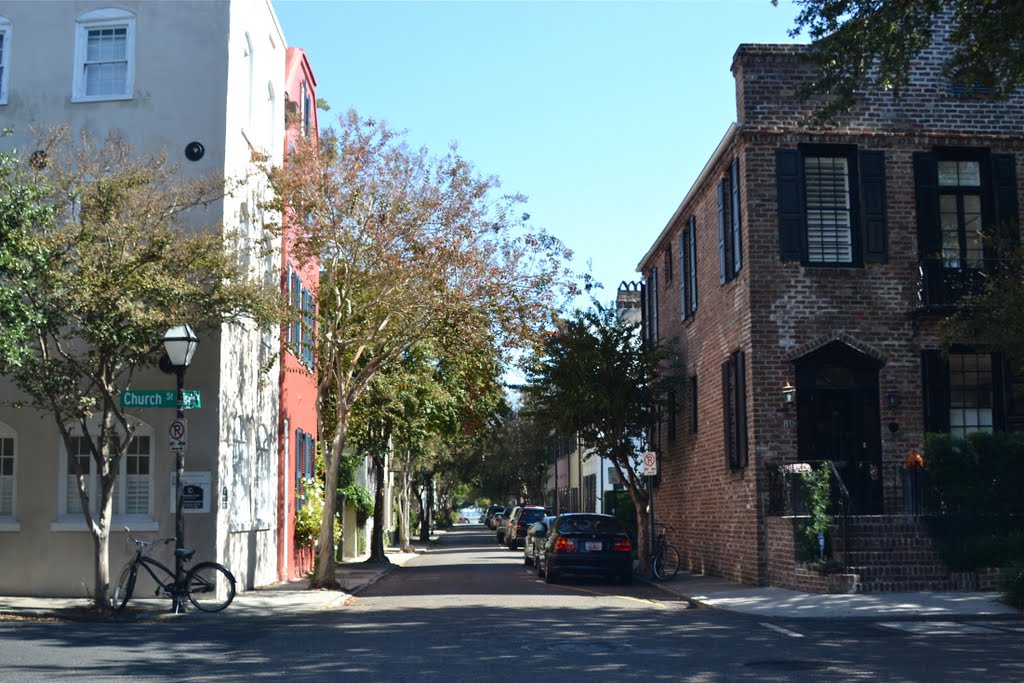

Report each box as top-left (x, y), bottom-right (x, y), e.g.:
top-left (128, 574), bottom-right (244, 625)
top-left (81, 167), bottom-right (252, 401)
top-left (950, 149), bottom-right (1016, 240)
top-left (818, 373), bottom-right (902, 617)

top-left (0, 543), bottom-right (424, 621)
top-left (646, 570), bottom-right (1020, 619)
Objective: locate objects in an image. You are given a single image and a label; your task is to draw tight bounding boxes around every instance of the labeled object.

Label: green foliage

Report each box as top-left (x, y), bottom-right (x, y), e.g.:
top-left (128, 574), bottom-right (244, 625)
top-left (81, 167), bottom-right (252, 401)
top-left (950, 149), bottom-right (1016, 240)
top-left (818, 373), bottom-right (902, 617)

top-left (776, 0), bottom-right (1024, 124)
top-left (922, 432), bottom-right (1024, 572)
top-left (796, 463), bottom-right (833, 562)
top-left (339, 483), bottom-right (374, 518)
top-left (294, 477), bottom-right (343, 550)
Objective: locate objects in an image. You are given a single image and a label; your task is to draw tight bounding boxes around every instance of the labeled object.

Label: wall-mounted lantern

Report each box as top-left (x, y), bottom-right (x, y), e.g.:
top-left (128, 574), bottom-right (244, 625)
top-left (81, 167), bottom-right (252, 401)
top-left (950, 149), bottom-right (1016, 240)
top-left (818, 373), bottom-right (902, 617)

top-left (886, 391), bottom-right (901, 408)
top-left (782, 382), bottom-right (796, 405)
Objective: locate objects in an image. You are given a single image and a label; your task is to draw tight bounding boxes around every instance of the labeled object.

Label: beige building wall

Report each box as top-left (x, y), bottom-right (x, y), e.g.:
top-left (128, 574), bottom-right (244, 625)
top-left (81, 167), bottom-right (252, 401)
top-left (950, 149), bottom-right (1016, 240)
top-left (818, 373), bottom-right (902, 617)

top-left (0, 0), bottom-right (284, 596)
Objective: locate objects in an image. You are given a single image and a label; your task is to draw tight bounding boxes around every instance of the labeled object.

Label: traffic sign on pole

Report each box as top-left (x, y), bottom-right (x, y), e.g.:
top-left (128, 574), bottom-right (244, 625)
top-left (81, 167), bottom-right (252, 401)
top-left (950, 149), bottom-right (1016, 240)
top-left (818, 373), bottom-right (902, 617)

top-left (169, 418), bottom-right (187, 453)
top-left (641, 451), bottom-right (658, 476)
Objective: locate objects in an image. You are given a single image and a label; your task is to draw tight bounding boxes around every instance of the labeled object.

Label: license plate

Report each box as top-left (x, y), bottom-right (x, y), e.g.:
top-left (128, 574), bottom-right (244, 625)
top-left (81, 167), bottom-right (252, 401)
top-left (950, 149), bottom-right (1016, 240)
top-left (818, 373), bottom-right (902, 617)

top-left (585, 541), bottom-right (603, 551)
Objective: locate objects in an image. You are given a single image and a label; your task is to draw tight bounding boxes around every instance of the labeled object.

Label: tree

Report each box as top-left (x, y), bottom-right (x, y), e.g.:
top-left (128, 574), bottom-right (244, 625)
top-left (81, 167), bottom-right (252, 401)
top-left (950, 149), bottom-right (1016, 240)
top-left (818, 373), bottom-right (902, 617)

top-left (268, 110), bottom-right (575, 588)
top-left (940, 244), bottom-right (1024, 372)
top-left (525, 300), bottom-right (676, 575)
top-left (0, 129), bottom-right (280, 609)
top-left (776, 0), bottom-right (1024, 122)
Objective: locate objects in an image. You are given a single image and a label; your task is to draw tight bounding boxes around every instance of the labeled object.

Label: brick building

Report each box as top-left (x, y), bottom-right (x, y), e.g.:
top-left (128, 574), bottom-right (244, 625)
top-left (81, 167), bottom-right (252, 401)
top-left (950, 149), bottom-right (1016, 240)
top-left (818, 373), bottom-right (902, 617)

top-left (637, 15), bottom-right (1022, 591)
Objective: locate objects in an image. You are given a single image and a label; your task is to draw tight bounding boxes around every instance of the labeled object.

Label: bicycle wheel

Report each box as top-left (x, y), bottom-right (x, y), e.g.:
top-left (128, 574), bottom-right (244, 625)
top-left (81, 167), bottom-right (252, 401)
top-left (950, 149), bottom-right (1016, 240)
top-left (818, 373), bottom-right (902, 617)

top-left (653, 544), bottom-right (680, 580)
top-left (111, 564), bottom-right (136, 611)
top-left (185, 562), bottom-right (236, 612)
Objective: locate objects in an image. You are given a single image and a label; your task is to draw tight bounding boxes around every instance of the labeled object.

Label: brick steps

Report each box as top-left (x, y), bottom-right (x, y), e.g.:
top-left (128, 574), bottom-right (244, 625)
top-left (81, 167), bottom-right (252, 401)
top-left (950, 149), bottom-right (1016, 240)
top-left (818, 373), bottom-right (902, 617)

top-left (829, 516), bottom-right (957, 593)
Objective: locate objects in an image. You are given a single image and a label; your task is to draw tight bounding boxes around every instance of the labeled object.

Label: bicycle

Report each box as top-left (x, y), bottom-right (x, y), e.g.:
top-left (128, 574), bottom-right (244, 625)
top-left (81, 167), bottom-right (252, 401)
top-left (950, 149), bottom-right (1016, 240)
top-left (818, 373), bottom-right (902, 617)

top-left (650, 523), bottom-right (680, 580)
top-left (111, 527), bottom-right (236, 613)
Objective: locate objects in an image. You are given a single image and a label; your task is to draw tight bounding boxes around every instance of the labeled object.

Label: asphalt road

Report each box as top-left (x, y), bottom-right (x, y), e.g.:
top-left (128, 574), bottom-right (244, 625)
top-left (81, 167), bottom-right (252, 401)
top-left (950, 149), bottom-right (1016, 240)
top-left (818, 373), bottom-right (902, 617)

top-left (1, 527), bottom-right (1021, 682)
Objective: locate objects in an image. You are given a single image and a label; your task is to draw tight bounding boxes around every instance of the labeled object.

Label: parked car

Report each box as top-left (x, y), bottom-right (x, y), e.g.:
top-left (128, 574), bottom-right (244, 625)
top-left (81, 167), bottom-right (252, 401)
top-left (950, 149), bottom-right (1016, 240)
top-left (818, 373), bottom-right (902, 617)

top-left (484, 505), bottom-right (505, 529)
top-left (506, 505), bottom-right (548, 550)
top-left (494, 513), bottom-right (508, 544)
top-left (536, 513), bottom-right (633, 585)
top-left (523, 516), bottom-right (556, 566)
top-left (498, 506), bottom-right (520, 544)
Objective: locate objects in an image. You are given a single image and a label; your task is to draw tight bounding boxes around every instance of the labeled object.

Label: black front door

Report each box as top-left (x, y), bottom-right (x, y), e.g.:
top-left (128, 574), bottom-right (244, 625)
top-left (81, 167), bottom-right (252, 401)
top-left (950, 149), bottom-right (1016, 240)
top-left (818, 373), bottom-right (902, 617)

top-left (796, 343), bottom-right (883, 514)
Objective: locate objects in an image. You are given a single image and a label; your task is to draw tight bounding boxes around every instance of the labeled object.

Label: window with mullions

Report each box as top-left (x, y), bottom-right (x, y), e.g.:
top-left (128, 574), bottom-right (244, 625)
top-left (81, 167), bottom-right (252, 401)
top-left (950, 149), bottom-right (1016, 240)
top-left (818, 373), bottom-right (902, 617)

top-left (72, 9), bottom-right (135, 101)
top-left (0, 16), bottom-right (10, 105)
top-left (805, 155), bottom-right (853, 263)
top-left (62, 428), bottom-right (152, 518)
top-left (949, 353), bottom-right (994, 437)
top-left (938, 160), bottom-right (985, 270)
top-left (0, 423), bottom-right (16, 518)
top-left (777, 146), bottom-right (887, 266)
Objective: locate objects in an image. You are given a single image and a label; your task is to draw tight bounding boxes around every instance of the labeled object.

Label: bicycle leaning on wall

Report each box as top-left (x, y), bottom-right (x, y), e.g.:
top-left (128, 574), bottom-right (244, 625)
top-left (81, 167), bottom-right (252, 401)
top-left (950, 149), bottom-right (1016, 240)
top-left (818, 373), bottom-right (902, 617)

top-left (111, 527), bottom-right (237, 612)
top-left (650, 522), bottom-right (680, 580)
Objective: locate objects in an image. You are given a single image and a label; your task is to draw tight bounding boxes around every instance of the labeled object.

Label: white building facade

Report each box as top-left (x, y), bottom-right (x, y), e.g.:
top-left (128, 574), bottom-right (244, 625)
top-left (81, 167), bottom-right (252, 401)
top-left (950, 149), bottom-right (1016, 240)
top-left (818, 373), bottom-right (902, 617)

top-left (0, 0), bottom-right (285, 596)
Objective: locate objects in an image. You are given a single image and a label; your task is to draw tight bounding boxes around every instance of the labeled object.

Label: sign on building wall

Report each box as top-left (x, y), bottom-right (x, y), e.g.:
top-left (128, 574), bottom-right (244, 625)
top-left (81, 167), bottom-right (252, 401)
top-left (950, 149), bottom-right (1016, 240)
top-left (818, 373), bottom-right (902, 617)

top-left (170, 471), bottom-right (211, 514)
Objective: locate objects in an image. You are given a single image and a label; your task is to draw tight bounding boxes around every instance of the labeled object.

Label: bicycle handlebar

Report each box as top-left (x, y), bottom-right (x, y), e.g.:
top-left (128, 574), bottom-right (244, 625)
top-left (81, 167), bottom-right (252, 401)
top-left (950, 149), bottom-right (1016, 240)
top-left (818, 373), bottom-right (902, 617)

top-left (123, 526), bottom-right (175, 549)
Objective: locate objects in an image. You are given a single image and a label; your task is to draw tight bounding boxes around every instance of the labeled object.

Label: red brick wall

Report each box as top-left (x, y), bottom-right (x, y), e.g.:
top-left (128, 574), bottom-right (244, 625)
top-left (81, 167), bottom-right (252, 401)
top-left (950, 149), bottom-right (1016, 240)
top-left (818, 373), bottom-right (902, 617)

top-left (642, 9), bottom-right (1024, 588)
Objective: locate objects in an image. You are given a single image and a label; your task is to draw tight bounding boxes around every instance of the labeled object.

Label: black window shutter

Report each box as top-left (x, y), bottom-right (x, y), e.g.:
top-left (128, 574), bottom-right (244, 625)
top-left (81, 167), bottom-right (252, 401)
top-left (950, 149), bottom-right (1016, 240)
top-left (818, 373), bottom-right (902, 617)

top-left (679, 231), bottom-right (688, 320)
top-left (913, 153), bottom-right (941, 257)
top-left (717, 179), bottom-right (728, 284)
top-left (921, 350), bottom-right (950, 433)
top-left (992, 352), bottom-right (1008, 432)
top-left (688, 215), bottom-right (698, 315)
top-left (860, 150), bottom-right (888, 262)
top-left (991, 154), bottom-right (1019, 246)
top-left (722, 360), bottom-right (732, 468)
top-left (731, 157), bottom-right (743, 274)
top-left (775, 148), bottom-right (804, 261)
top-left (735, 350), bottom-right (748, 468)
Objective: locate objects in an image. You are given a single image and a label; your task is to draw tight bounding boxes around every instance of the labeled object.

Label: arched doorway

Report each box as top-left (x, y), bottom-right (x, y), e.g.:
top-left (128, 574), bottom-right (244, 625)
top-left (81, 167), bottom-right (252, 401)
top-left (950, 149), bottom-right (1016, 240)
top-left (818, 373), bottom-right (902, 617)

top-left (795, 341), bottom-right (884, 514)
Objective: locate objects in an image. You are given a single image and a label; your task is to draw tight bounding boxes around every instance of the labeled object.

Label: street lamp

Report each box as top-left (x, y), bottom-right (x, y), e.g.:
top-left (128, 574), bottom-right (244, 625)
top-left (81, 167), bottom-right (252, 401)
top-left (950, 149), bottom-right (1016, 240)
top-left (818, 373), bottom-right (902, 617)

top-left (163, 325), bottom-right (198, 613)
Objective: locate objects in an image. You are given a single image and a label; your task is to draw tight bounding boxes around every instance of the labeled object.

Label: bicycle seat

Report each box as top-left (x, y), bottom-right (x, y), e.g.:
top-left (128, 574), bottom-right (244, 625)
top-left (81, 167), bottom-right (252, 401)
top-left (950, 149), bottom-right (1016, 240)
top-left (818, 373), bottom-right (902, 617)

top-left (174, 548), bottom-right (196, 560)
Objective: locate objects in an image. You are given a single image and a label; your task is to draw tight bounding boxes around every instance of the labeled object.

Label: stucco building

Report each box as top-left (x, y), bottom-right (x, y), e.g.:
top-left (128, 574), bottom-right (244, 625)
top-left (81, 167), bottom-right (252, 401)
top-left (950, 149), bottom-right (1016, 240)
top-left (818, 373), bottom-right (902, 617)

top-left (638, 14), bottom-right (1022, 591)
top-left (0, 0), bottom-right (286, 596)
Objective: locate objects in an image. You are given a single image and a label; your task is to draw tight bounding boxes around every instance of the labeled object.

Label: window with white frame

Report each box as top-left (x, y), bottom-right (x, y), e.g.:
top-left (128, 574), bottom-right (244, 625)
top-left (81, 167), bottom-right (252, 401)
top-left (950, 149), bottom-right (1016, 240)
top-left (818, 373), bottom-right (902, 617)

top-left (72, 8), bottom-right (136, 101)
top-left (948, 353), bottom-right (994, 437)
top-left (0, 422), bottom-right (16, 518)
top-left (61, 422), bottom-right (153, 518)
top-left (0, 16), bottom-right (11, 105)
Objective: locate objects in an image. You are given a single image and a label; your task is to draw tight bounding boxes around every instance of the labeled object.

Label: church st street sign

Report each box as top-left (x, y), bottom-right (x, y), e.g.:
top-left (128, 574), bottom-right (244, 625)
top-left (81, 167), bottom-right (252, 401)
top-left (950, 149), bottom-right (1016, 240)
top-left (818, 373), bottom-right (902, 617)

top-left (120, 389), bottom-right (201, 409)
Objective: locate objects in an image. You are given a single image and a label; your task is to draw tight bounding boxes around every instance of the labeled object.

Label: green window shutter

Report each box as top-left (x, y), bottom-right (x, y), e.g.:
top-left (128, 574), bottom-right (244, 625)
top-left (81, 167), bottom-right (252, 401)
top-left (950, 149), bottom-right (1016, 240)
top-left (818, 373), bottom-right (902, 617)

top-left (859, 150), bottom-right (888, 262)
top-left (775, 148), bottom-right (804, 261)
top-left (735, 350), bottom-right (748, 468)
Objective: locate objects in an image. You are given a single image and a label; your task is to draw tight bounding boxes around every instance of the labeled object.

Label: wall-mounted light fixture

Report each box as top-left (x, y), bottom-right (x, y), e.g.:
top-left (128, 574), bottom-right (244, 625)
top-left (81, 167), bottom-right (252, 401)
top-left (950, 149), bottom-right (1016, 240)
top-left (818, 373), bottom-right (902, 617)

top-left (886, 391), bottom-right (901, 408)
top-left (782, 382), bottom-right (796, 405)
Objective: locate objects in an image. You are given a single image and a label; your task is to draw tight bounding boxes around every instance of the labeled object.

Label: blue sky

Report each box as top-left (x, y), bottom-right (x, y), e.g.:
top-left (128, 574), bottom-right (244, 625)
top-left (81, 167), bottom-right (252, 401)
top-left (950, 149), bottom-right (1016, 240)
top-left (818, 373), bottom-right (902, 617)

top-left (274, 0), bottom-right (804, 307)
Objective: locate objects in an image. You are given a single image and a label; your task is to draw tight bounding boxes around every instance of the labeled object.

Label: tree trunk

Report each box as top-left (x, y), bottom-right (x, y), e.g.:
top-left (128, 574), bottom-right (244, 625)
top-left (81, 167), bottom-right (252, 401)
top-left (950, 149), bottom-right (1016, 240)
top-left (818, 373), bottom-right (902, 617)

top-left (422, 476), bottom-right (434, 540)
top-left (367, 452), bottom-right (390, 563)
top-left (313, 410), bottom-right (348, 589)
top-left (396, 459), bottom-right (415, 552)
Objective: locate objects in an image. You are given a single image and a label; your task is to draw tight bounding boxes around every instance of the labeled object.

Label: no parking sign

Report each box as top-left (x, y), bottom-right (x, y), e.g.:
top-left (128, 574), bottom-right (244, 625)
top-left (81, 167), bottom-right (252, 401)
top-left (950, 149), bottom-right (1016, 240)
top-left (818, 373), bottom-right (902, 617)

top-left (642, 451), bottom-right (658, 476)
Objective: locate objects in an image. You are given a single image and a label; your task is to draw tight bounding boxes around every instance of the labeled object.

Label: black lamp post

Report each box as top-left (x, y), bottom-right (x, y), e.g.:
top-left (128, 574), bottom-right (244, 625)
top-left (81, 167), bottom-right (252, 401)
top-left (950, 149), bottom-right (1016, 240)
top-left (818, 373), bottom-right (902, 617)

top-left (163, 325), bottom-right (198, 613)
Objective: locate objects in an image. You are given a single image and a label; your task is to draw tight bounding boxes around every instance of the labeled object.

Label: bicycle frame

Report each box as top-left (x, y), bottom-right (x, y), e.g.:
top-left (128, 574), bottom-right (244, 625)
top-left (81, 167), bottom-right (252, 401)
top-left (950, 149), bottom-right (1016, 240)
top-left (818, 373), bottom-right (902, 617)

top-left (131, 554), bottom-right (177, 599)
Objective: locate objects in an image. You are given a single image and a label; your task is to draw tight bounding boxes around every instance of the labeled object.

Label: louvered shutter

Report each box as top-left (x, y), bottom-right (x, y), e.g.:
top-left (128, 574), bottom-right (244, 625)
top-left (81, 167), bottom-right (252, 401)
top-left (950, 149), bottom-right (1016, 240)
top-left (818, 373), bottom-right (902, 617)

top-left (776, 149), bottom-right (804, 261)
top-left (860, 150), bottom-right (888, 262)
top-left (688, 215), bottom-right (698, 315)
top-left (717, 179), bottom-right (728, 284)
top-left (731, 158), bottom-right (743, 274)
top-left (679, 230), bottom-right (688, 320)
top-left (921, 351), bottom-right (950, 433)
top-left (991, 154), bottom-right (1019, 245)
top-left (735, 350), bottom-right (748, 468)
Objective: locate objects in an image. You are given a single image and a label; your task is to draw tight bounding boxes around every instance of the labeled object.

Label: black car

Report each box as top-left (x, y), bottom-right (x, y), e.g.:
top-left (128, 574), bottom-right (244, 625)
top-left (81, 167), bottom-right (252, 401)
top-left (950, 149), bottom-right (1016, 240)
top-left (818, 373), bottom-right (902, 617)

top-left (523, 516), bottom-right (556, 566)
top-left (537, 513), bottom-right (633, 585)
top-left (506, 505), bottom-right (547, 550)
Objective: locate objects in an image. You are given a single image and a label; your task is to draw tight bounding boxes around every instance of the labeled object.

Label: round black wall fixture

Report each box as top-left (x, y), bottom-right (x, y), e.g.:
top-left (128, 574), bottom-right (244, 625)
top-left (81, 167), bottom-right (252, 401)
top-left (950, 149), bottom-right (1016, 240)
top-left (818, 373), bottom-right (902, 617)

top-left (184, 141), bottom-right (205, 161)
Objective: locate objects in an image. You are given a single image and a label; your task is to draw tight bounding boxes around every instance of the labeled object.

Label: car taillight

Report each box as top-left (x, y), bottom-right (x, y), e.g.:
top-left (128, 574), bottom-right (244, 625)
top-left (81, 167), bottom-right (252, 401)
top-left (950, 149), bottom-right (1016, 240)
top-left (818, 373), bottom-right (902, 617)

top-left (554, 537), bottom-right (575, 552)
top-left (613, 538), bottom-right (632, 552)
